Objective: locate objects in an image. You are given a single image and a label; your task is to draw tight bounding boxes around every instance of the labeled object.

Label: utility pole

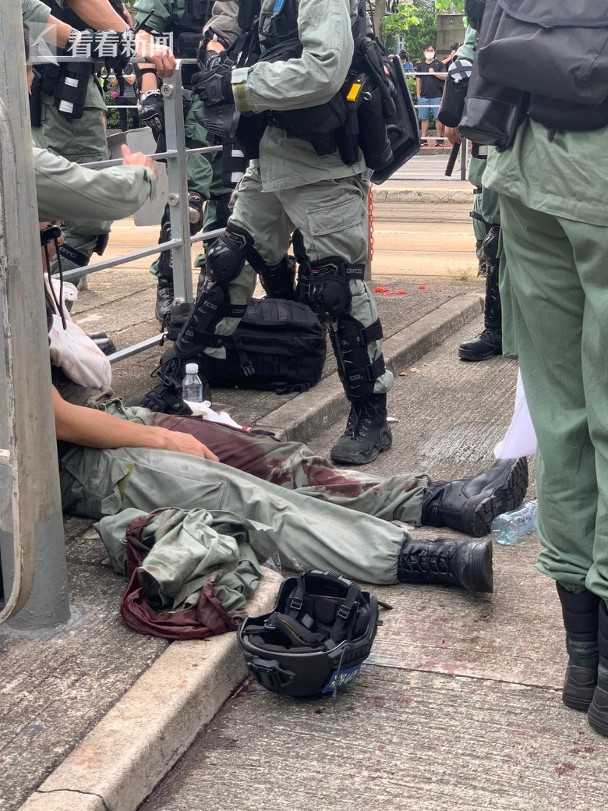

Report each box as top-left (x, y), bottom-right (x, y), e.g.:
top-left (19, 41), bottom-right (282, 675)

top-left (0, 7), bottom-right (70, 629)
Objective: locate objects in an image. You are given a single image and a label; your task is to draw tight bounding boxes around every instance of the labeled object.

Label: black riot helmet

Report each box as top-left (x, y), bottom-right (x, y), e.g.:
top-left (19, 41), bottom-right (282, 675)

top-left (465, 0), bottom-right (486, 30)
top-left (239, 570), bottom-right (379, 699)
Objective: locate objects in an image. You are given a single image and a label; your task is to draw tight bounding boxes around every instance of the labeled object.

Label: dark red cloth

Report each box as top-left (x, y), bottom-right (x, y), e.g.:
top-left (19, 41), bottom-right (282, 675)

top-left (120, 512), bottom-right (238, 640)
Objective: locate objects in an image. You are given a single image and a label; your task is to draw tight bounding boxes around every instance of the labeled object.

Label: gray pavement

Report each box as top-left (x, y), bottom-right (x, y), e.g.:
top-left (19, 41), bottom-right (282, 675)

top-left (75, 269), bottom-right (479, 427)
top-left (141, 323), bottom-right (608, 811)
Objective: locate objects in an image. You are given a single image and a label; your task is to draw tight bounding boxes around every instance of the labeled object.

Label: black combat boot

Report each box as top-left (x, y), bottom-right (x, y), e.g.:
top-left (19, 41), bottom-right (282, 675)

top-left (137, 351), bottom-right (191, 415)
top-left (556, 584), bottom-right (599, 713)
top-left (459, 257), bottom-right (502, 362)
top-left (421, 457), bottom-right (528, 537)
top-left (155, 207), bottom-right (175, 325)
top-left (588, 599), bottom-right (608, 735)
top-left (330, 393), bottom-right (392, 466)
top-left (398, 537), bottom-right (493, 593)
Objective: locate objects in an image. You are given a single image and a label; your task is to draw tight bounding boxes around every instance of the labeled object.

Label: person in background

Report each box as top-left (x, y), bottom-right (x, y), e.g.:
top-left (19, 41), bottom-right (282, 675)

top-left (415, 45), bottom-right (446, 146)
top-left (399, 49), bottom-right (414, 74)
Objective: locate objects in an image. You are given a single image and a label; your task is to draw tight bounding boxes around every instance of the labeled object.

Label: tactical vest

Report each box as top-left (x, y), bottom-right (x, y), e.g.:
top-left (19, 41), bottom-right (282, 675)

top-left (231, 0), bottom-right (419, 179)
top-left (172, 0), bottom-right (211, 58)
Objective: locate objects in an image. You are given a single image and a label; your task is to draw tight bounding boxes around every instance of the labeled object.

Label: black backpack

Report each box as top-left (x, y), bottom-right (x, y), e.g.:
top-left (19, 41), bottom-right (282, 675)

top-left (477, 1), bottom-right (608, 106)
top-left (191, 298), bottom-right (327, 395)
top-left (460, 0), bottom-right (608, 142)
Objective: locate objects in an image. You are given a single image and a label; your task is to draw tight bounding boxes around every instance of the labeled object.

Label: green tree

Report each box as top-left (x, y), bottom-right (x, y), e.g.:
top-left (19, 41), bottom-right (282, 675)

top-left (384, 0), bottom-right (465, 59)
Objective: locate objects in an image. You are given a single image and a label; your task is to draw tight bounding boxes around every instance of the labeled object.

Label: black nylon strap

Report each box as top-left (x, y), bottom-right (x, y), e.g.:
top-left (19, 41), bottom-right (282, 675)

top-left (59, 243), bottom-right (89, 268)
top-left (364, 319), bottom-right (383, 344)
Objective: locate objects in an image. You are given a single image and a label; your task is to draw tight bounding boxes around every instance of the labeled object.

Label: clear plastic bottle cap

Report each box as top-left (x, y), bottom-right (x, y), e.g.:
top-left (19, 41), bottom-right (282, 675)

top-left (185, 363), bottom-right (199, 375)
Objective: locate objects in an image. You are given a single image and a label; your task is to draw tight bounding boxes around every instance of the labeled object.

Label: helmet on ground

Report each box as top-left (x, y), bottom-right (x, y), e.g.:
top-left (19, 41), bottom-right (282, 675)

top-left (238, 570), bottom-right (379, 699)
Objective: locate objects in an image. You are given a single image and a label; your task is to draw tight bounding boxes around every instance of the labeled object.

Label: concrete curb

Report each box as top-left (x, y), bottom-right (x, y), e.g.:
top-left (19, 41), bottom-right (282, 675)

top-left (373, 188), bottom-right (473, 205)
top-left (255, 293), bottom-right (483, 443)
top-left (20, 569), bottom-right (283, 811)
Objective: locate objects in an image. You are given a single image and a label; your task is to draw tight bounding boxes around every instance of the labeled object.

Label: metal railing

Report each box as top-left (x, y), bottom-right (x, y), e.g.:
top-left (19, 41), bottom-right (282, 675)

top-left (71, 59), bottom-right (224, 364)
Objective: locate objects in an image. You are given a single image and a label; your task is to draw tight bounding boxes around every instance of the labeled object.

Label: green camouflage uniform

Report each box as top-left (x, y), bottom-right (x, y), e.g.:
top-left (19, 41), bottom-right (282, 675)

top-left (485, 121), bottom-right (608, 601)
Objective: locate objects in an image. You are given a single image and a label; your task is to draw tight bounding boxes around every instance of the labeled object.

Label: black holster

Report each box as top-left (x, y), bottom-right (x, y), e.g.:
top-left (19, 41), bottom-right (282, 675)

top-left (47, 61), bottom-right (93, 121)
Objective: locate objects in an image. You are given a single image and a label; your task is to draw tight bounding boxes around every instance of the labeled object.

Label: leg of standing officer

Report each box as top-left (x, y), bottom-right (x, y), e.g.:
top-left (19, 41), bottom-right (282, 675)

top-left (153, 92), bottom-right (219, 323)
top-left (140, 163), bottom-right (293, 412)
top-left (277, 174), bottom-right (393, 465)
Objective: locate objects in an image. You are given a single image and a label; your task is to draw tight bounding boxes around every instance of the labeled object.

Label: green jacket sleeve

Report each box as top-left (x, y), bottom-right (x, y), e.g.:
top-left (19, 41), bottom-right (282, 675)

top-left (232, 0), bottom-right (353, 113)
top-left (34, 147), bottom-right (157, 223)
top-left (22, 0), bottom-right (52, 25)
top-left (204, 0), bottom-right (241, 48)
top-left (457, 26), bottom-right (477, 62)
top-left (132, 0), bottom-right (173, 32)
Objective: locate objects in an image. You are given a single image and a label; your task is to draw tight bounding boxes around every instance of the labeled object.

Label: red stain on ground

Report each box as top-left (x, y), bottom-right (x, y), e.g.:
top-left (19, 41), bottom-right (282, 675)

top-left (554, 762), bottom-right (576, 776)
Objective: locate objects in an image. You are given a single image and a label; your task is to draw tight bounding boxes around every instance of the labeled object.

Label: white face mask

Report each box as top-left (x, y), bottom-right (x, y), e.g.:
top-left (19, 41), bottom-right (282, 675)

top-left (424, 51), bottom-right (435, 62)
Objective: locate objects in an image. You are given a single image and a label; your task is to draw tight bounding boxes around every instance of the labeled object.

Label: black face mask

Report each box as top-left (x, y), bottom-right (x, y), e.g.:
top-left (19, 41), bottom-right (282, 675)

top-left (465, 0), bottom-right (485, 30)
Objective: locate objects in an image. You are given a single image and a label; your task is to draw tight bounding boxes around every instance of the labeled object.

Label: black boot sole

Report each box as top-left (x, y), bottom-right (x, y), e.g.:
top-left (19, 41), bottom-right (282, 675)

top-left (460, 538), bottom-right (494, 593)
top-left (330, 428), bottom-right (392, 466)
top-left (458, 346), bottom-right (502, 362)
top-left (588, 686), bottom-right (608, 735)
top-left (562, 664), bottom-right (598, 712)
top-left (462, 457), bottom-right (529, 538)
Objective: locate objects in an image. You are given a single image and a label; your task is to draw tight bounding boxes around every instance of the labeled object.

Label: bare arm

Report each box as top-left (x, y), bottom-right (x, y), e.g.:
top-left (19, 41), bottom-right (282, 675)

top-left (52, 387), bottom-right (219, 461)
top-left (66, 0), bottom-right (128, 31)
top-left (416, 77), bottom-right (421, 96)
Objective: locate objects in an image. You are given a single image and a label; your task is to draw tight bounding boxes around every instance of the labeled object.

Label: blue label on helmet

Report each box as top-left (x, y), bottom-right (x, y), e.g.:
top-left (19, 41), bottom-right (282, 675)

top-left (321, 664), bottom-right (362, 695)
top-left (273, 0), bottom-right (285, 12)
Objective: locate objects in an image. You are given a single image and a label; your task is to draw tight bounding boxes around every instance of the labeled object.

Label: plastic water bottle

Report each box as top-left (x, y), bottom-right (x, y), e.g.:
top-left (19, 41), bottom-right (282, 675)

top-left (492, 499), bottom-right (538, 546)
top-left (182, 363), bottom-right (204, 413)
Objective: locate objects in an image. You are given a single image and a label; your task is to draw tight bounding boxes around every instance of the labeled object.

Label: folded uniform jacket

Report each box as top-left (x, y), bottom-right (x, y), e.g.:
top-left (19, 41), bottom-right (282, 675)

top-left (96, 507), bottom-right (263, 640)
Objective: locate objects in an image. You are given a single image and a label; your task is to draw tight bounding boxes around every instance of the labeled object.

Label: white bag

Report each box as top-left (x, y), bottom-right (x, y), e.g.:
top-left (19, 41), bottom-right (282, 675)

top-left (495, 370), bottom-right (537, 459)
top-left (47, 279), bottom-right (112, 390)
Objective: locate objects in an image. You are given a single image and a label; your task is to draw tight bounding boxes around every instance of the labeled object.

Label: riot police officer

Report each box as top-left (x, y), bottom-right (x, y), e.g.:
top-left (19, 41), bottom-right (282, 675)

top-left (140, 0), bottom-right (395, 466)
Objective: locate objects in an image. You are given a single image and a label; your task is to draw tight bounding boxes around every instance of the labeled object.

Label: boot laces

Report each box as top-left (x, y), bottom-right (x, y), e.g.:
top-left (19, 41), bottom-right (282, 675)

top-left (404, 544), bottom-right (455, 576)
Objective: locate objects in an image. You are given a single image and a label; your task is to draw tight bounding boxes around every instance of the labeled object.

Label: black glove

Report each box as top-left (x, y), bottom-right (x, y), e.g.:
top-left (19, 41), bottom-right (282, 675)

top-left (193, 53), bottom-right (234, 106)
top-left (138, 89), bottom-right (165, 142)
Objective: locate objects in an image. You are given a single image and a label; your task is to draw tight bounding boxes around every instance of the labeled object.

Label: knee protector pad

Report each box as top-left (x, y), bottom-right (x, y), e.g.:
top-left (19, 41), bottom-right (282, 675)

top-left (330, 315), bottom-right (386, 400)
top-left (482, 224), bottom-right (501, 262)
top-left (297, 257), bottom-right (366, 319)
top-left (255, 255), bottom-right (296, 300)
top-left (207, 223), bottom-right (252, 286)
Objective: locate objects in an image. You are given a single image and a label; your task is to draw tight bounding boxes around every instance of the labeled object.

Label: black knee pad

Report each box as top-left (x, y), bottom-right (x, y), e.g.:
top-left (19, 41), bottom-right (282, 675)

top-left (207, 223), bottom-right (253, 286)
top-left (297, 257), bottom-right (366, 318)
top-left (330, 315), bottom-right (386, 400)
